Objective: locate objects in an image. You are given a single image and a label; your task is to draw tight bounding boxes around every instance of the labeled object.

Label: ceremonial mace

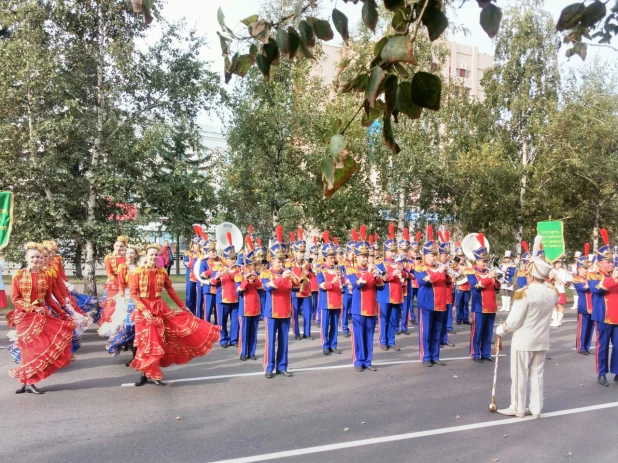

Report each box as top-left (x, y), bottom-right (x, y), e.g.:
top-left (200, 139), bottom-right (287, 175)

top-left (489, 331), bottom-right (503, 412)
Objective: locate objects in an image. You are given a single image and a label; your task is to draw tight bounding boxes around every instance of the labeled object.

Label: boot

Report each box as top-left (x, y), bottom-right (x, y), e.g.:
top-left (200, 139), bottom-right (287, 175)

top-left (503, 296), bottom-right (511, 312)
top-left (125, 346), bottom-right (137, 367)
top-left (555, 311), bottom-right (564, 327)
top-left (550, 310), bottom-right (559, 326)
top-left (572, 294), bottom-right (579, 310)
top-left (499, 295), bottom-right (507, 311)
top-left (134, 373), bottom-right (148, 387)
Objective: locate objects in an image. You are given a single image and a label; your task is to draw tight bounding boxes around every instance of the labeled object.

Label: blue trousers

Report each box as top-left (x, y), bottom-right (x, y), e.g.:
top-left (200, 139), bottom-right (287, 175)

top-left (470, 312), bottom-right (495, 359)
top-left (341, 294), bottom-right (352, 334)
top-left (185, 279), bottom-right (197, 314)
top-left (379, 303), bottom-right (401, 347)
top-left (311, 292), bottom-right (318, 320)
top-left (352, 314), bottom-right (377, 368)
top-left (316, 295), bottom-right (322, 325)
top-left (195, 282), bottom-right (203, 319)
top-left (594, 321), bottom-right (618, 376)
top-left (321, 309), bottom-right (340, 350)
top-left (409, 288), bottom-right (418, 322)
top-left (264, 317), bottom-right (290, 373)
top-left (217, 302), bottom-right (239, 346)
top-left (576, 312), bottom-right (594, 353)
top-left (419, 308), bottom-right (444, 362)
top-left (239, 315), bottom-right (259, 358)
top-left (455, 289), bottom-right (470, 323)
top-left (259, 293), bottom-right (266, 321)
top-left (292, 296), bottom-right (312, 337)
top-left (204, 292), bottom-right (217, 324)
top-left (400, 294), bottom-right (410, 332)
top-left (440, 303), bottom-right (454, 345)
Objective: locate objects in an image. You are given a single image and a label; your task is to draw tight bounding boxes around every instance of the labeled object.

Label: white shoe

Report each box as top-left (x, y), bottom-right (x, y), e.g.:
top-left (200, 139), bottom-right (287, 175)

top-left (525, 408), bottom-right (541, 419)
top-left (498, 408), bottom-right (525, 418)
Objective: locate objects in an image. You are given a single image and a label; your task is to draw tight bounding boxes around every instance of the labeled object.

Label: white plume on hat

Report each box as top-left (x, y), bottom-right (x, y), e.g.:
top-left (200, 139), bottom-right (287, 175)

top-left (529, 235), bottom-right (552, 280)
top-left (574, 251), bottom-right (582, 258)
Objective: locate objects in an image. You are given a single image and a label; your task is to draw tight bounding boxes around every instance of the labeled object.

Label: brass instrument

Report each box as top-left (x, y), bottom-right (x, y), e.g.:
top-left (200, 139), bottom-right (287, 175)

top-left (367, 263), bottom-right (387, 279)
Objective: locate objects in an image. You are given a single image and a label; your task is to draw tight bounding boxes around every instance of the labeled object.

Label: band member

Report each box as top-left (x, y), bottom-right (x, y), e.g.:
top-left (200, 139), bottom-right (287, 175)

top-left (198, 237), bottom-right (219, 324)
top-left (261, 225), bottom-right (297, 378)
top-left (438, 231), bottom-right (455, 347)
top-left (9, 243), bottom-right (76, 394)
top-left (348, 226), bottom-right (383, 372)
top-left (414, 225), bottom-right (447, 366)
top-left (467, 233), bottom-right (501, 364)
top-left (570, 251), bottom-right (582, 310)
top-left (340, 232), bottom-right (357, 338)
top-left (210, 233), bottom-right (242, 348)
top-left (291, 228), bottom-right (314, 340)
top-left (255, 238), bottom-right (267, 322)
top-left (129, 243), bottom-right (220, 386)
top-left (373, 233), bottom-right (382, 265)
top-left (407, 232), bottom-right (422, 326)
top-left (572, 244), bottom-right (593, 355)
top-left (496, 236), bottom-right (556, 418)
top-left (499, 251), bottom-right (517, 312)
top-left (396, 228), bottom-right (411, 335)
top-left (238, 236), bottom-right (263, 361)
top-left (549, 258), bottom-right (572, 327)
top-left (97, 236), bottom-right (127, 326)
top-left (454, 242), bottom-right (472, 325)
top-left (588, 228), bottom-right (618, 387)
top-left (318, 231), bottom-right (345, 356)
top-left (516, 241), bottom-right (531, 290)
top-left (309, 236), bottom-right (320, 324)
top-left (183, 235), bottom-right (199, 315)
top-left (377, 223), bottom-right (406, 352)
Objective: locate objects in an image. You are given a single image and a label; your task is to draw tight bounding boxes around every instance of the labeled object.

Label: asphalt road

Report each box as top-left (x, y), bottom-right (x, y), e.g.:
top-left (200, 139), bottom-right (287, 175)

top-left (0, 309), bottom-right (616, 463)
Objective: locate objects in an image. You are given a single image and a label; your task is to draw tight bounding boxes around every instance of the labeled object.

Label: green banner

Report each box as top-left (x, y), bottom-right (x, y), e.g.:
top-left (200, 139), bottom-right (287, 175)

top-left (0, 192), bottom-right (13, 250)
top-left (537, 220), bottom-right (565, 263)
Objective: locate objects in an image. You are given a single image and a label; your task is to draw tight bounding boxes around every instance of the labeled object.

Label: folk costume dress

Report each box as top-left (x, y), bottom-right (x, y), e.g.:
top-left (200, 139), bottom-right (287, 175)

top-left (0, 257), bottom-right (7, 309)
top-left (105, 262), bottom-right (137, 355)
top-left (96, 254), bottom-right (126, 326)
top-left (129, 266), bottom-right (220, 381)
top-left (7, 269), bottom-right (75, 385)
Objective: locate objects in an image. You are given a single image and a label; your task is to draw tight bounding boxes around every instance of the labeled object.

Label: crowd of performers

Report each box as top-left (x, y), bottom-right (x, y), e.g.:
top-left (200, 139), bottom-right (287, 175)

top-left (5, 223), bottom-right (618, 393)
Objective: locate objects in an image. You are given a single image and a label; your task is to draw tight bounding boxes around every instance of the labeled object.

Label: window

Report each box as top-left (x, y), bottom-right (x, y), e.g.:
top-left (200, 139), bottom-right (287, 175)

top-left (456, 68), bottom-right (470, 79)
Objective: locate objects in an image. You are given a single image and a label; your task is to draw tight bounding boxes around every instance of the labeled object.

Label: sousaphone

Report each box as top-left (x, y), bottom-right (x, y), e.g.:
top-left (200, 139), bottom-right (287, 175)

top-left (461, 233), bottom-right (490, 261)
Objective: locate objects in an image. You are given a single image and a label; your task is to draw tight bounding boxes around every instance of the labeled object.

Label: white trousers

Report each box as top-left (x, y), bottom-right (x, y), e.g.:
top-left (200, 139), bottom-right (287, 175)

top-left (510, 350), bottom-right (546, 415)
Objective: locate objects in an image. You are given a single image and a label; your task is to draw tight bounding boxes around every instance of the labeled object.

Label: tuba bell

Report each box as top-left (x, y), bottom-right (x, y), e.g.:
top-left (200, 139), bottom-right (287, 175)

top-left (215, 222), bottom-right (244, 256)
top-left (461, 233), bottom-right (490, 262)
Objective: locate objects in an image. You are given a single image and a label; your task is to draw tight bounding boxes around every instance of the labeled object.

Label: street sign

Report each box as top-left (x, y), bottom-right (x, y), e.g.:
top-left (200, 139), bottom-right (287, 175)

top-left (537, 220), bottom-right (565, 263)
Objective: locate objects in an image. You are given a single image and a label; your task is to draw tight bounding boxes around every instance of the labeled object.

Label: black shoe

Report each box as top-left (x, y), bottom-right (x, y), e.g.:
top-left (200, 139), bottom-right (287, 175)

top-left (396, 330), bottom-right (401, 335)
top-left (250, 355), bottom-right (257, 360)
top-left (25, 384), bottom-right (44, 394)
top-left (614, 375), bottom-right (618, 383)
top-left (411, 320), bottom-right (418, 326)
top-left (330, 348), bottom-right (342, 354)
top-left (302, 335), bottom-right (308, 339)
top-left (239, 356), bottom-right (247, 361)
top-left (599, 375), bottom-right (610, 387)
top-left (366, 365), bottom-right (377, 371)
top-left (463, 321), bottom-right (471, 325)
top-left (343, 332), bottom-right (351, 338)
top-left (402, 331), bottom-right (410, 336)
top-left (585, 350), bottom-right (592, 355)
top-left (323, 349), bottom-right (331, 356)
top-left (221, 343), bottom-right (230, 349)
top-left (354, 366), bottom-right (364, 372)
top-left (441, 342), bottom-right (455, 347)
top-left (295, 335), bottom-right (301, 340)
top-left (423, 361), bottom-right (433, 367)
top-left (15, 384), bottom-right (26, 394)
top-left (390, 345), bottom-right (401, 351)
top-left (456, 322), bottom-right (462, 325)
top-left (230, 343), bottom-right (238, 347)
top-left (151, 379), bottom-right (166, 386)
top-left (265, 371), bottom-right (274, 379)
top-left (134, 374), bottom-right (148, 387)
top-left (278, 370), bottom-right (292, 377)
top-left (473, 358), bottom-right (484, 364)
top-left (482, 356), bottom-right (494, 362)
top-left (448, 329), bottom-right (457, 335)
top-left (432, 360), bottom-right (446, 366)
top-left (578, 350), bottom-right (589, 355)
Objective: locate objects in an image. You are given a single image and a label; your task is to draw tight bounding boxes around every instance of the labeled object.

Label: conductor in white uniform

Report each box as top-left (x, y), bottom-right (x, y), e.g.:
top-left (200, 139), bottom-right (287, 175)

top-left (495, 236), bottom-right (557, 419)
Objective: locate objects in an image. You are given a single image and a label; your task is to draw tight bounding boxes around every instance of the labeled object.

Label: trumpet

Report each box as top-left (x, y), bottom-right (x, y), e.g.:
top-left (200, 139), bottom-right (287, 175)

top-left (367, 264), bottom-right (387, 279)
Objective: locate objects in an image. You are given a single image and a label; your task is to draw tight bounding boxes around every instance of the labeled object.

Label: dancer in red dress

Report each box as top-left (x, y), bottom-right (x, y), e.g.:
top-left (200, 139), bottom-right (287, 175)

top-left (98, 236), bottom-right (127, 326)
top-left (129, 243), bottom-right (221, 386)
top-left (7, 243), bottom-right (75, 394)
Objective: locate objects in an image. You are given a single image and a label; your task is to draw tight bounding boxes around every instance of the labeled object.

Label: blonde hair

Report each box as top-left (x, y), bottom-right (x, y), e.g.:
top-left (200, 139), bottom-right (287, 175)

top-left (116, 235), bottom-right (128, 245)
top-left (146, 243), bottom-right (162, 253)
top-left (24, 242), bottom-right (44, 254)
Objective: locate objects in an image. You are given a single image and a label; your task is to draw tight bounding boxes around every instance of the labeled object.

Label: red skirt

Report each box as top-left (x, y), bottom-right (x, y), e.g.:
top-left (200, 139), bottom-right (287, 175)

top-left (99, 282), bottom-right (119, 324)
top-left (130, 299), bottom-right (220, 380)
top-left (558, 293), bottom-right (566, 305)
top-left (0, 290), bottom-right (7, 309)
top-left (6, 308), bottom-right (75, 384)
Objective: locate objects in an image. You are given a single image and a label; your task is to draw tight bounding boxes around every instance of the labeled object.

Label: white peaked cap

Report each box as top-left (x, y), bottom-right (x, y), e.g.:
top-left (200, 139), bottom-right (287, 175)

top-left (529, 235), bottom-right (552, 280)
top-left (574, 251), bottom-right (582, 258)
top-left (504, 250), bottom-right (512, 258)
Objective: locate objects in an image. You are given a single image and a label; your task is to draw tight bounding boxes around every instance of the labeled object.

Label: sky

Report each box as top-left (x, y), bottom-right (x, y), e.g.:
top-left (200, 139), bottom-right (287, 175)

top-left (146, 0), bottom-right (615, 127)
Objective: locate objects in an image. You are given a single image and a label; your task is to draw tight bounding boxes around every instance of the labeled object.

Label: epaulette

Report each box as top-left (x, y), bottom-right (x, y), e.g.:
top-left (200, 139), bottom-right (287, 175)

top-left (572, 275), bottom-right (585, 284)
top-left (414, 264), bottom-right (426, 272)
top-left (464, 268), bottom-right (475, 275)
top-left (513, 288), bottom-right (526, 300)
top-left (212, 262), bottom-right (223, 271)
top-left (184, 250), bottom-right (190, 256)
top-left (285, 261), bottom-right (292, 268)
top-left (587, 273), bottom-right (600, 281)
top-left (259, 270), bottom-right (272, 280)
top-left (517, 270), bottom-right (527, 276)
top-left (234, 273), bottom-right (243, 283)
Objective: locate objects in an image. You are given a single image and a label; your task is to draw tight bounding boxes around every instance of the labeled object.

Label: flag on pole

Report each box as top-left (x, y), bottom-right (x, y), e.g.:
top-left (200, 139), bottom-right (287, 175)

top-left (0, 192), bottom-right (14, 250)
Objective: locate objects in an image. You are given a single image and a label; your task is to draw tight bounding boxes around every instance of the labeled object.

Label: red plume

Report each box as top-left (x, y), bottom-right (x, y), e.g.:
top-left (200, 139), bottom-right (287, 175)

top-left (403, 228), bottom-right (410, 240)
top-left (477, 233), bottom-right (485, 248)
top-left (226, 232), bottom-right (233, 247)
top-left (540, 243), bottom-right (543, 250)
top-left (415, 232), bottom-right (421, 243)
top-left (193, 224), bottom-right (207, 239)
top-left (438, 230), bottom-right (445, 243)
top-left (368, 236), bottom-right (374, 245)
top-left (521, 241), bottom-right (529, 253)
top-left (333, 237), bottom-right (340, 247)
top-left (276, 225), bottom-right (283, 244)
top-left (456, 241), bottom-right (461, 247)
top-left (313, 236), bottom-right (318, 245)
top-left (427, 225), bottom-right (434, 242)
top-left (297, 228), bottom-right (304, 241)
top-left (322, 231), bottom-right (330, 244)
top-left (351, 229), bottom-right (359, 241)
top-left (360, 225), bottom-right (367, 241)
top-left (445, 230), bottom-right (450, 243)
top-left (584, 242), bottom-right (590, 256)
top-left (248, 225), bottom-right (254, 234)
top-left (600, 228), bottom-right (609, 245)
top-left (245, 236), bottom-right (254, 251)
top-left (257, 238), bottom-right (262, 247)
top-left (374, 233), bottom-right (379, 242)
top-left (388, 223), bottom-right (395, 240)
top-left (289, 232), bottom-right (296, 244)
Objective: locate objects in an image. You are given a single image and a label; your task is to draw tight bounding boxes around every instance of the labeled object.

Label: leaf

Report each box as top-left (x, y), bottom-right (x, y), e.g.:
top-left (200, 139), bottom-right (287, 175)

top-left (383, 115), bottom-right (401, 154)
top-left (573, 42), bottom-right (587, 60)
top-left (263, 40), bottom-right (280, 65)
top-left (365, 67), bottom-right (385, 107)
top-left (255, 54), bottom-right (271, 80)
top-left (324, 156), bottom-right (358, 199)
top-left (480, 4), bottom-right (502, 39)
top-left (380, 36), bottom-right (418, 64)
top-left (556, 3), bottom-right (586, 31)
top-left (361, 99), bottom-right (386, 127)
top-left (276, 29), bottom-right (290, 56)
top-left (249, 43), bottom-right (258, 58)
top-left (373, 36), bottom-right (389, 58)
top-left (580, 1), bottom-right (606, 28)
top-left (391, 7), bottom-right (410, 34)
top-left (217, 7), bottom-right (226, 29)
top-left (394, 80), bottom-right (422, 121)
top-left (321, 156), bottom-right (335, 189)
top-left (240, 14), bottom-right (259, 26)
top-left (384, 74), bottom-right (398, 117)
top-left (249, 20), bottom-right (271, 44)
top-left (362, 0), bottom-right (379, 33)
top-left (286, 27), bottom-right (301, 60)
top-left (332, 9), bottom-right (350, 44)
top-left (294, 0), bottom-right (304, 17)
top-left (411, 72), bottom-right (441, 111)
top-left (299, 20), bottom-right (316, 48)
top-left (217, 32), bottom-right (230, 57)
top-left (307, 17), bottom-right (334, 41)
top-left (329, 134), bottom-right (348, 165)
top-left (383, 0), bottom-right (405, 11)
top-left (298, 42), bottom-right (315, 59)
top-left (394, 62), bottom-right (411, 79)
top-left (232, 54), bottom-right (253, 77)
top-left (422, 6), bottom-right (449, 42)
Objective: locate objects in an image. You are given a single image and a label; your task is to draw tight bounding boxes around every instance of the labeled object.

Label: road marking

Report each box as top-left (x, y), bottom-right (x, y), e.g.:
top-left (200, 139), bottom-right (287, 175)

top-left (208, 401), bottom-right (618, 463)
top-left (120, 355), bottom-right (504, 387)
